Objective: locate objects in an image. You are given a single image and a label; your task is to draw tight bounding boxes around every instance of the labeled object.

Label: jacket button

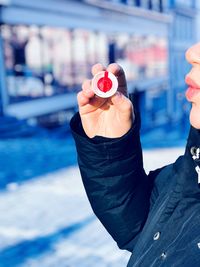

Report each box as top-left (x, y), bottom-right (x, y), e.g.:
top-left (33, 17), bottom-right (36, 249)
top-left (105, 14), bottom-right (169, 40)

top-left (153, 232), bottom-right (160, 240)
top-left (161, 252), bottom-right (167, 259)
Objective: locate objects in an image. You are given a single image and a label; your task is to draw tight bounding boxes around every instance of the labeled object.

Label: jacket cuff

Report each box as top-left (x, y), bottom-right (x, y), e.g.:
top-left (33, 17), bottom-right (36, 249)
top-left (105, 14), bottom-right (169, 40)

top-left (70, 112), bottom-right (141, 162)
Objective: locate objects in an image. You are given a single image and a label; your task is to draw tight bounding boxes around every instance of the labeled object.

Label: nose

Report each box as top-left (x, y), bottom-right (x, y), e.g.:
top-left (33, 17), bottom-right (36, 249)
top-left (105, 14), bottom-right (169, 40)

top-left (185, 42), bottom-right (200, 65)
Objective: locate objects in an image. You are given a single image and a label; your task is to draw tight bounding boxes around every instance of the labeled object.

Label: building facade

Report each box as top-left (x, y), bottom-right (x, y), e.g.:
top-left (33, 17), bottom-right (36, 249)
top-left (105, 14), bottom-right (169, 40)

top-left (0, 0), bottom-right (196, 130)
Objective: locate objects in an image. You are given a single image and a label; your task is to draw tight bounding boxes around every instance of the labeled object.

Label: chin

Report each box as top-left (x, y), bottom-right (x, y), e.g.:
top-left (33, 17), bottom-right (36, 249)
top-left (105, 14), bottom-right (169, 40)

top-left (189, 107), bottom-right (200, 129)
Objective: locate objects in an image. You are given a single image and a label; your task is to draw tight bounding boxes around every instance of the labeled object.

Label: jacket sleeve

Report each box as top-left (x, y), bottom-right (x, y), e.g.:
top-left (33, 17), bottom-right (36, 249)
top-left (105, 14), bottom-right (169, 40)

top-left (70, 112), bottom-right (153, 252)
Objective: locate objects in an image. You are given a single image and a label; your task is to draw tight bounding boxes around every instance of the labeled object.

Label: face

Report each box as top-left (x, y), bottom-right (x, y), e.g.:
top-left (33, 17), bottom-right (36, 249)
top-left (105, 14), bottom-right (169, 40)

top-left (185, 42), bottom-right (200, 129)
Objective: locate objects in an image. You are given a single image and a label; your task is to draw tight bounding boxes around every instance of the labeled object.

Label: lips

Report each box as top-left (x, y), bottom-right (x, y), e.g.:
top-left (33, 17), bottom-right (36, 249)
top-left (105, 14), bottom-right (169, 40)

top-left (185, 76), bottom-right (200, 101)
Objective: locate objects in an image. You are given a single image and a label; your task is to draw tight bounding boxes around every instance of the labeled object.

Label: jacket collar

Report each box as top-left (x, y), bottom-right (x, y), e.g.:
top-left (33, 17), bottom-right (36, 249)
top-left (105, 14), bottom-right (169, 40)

top-left (185, 126), bottom-right (200, 155)
top-left (177, 126), bottom-right (200, 197)
top-left (158, 126), bottom-right (200, 223)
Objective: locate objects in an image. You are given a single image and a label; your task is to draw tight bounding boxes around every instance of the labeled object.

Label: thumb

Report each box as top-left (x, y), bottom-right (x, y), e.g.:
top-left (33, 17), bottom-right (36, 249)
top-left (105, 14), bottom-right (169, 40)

top-left (111, 92), bottom-right (133, 114)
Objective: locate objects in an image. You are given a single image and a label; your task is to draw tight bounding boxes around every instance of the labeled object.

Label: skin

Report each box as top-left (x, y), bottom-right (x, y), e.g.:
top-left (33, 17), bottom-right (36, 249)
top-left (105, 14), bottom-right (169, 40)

top-left (185, 42), bottom-right (200, 129)
top-left (77, 44), bottom-right (200, 138)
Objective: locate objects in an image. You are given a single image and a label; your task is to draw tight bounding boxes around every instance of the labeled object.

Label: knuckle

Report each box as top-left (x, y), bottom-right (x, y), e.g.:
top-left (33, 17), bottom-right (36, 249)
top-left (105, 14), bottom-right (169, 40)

top-left (125, 99), bottom-right (133, 111)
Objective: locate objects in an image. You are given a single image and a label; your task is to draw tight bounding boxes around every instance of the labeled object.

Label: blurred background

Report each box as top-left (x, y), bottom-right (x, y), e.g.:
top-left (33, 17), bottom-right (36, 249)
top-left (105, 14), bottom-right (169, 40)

top-left (0, 0), bottom-right (198, 266)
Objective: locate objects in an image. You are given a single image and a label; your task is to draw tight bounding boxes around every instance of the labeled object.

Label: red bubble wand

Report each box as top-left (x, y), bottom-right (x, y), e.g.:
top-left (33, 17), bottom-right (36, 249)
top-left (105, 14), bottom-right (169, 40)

top-left (92, 71), bottom-right (118, 98)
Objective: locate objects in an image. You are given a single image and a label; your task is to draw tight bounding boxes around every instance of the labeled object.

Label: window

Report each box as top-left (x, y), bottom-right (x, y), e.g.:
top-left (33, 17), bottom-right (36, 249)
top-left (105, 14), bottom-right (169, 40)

top-left (134, 0), bottom-right (141, 6)
top-left (114, 33), bottom-right (168, 81)
top-left (1, 24), bottom-right (168, 105)
top-left (1, 25), bottom-right (45, 102)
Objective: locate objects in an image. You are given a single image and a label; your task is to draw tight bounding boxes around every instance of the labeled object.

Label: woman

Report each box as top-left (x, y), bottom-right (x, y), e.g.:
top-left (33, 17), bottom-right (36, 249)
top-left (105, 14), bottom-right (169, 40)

top-left (70, 43), bottom-right (200, 266)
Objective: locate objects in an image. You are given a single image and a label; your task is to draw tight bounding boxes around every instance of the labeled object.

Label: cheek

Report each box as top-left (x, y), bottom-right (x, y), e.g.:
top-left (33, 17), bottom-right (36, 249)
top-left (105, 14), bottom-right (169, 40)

top-left (189, 104), bottom-right (200, 129)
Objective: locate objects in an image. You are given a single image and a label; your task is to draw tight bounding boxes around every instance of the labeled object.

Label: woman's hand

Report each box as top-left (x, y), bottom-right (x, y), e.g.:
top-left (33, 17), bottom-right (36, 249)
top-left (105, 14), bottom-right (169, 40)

top-left (77, 63), bottom-right (134, 138)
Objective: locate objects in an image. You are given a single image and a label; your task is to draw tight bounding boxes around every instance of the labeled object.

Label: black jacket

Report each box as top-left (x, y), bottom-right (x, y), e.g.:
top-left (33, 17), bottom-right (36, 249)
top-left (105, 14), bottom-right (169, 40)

top-left (70, 112), bottom-right (200, 267)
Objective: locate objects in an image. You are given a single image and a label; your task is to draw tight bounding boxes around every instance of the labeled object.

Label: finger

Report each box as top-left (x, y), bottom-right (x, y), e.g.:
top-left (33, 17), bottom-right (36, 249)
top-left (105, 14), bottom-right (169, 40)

top-left (111, 92), bottom-right (133, 114)
top-left (79, 94), bottom-right (107, 115)
top-left (82, 79), bottom-right (95, 98)
top-left (107, 63), bottom-right (125, 78)
top-left (91, 63), bottom-right (106, 76)
top-left (107, 63), bottom-right (127, 95)
top-left (77, 91), bottom-right (90, 107)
